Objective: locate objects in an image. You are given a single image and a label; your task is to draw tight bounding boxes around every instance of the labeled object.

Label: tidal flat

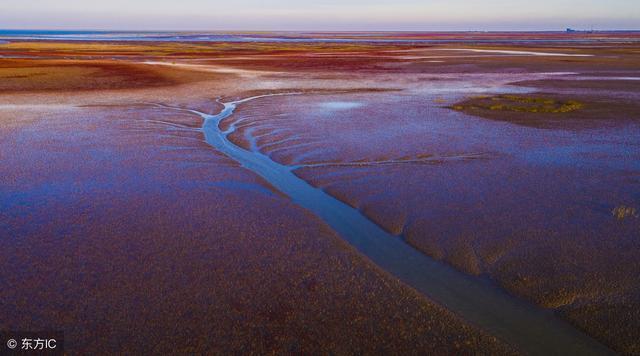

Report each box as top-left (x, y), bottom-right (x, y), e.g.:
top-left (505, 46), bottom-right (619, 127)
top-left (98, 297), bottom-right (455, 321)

top-left (1, 32), bottom-right (639, 354)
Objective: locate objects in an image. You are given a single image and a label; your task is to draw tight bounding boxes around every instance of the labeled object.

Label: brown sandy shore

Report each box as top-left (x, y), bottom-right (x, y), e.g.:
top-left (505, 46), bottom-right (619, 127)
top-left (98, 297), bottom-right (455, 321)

top-left (1, 37), bottom-right (639, 353)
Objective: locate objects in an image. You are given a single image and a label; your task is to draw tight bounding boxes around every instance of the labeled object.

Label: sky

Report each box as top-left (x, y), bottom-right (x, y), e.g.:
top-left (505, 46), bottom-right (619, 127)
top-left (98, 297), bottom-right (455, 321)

top-left (1, 0), bottom-right (638, 31)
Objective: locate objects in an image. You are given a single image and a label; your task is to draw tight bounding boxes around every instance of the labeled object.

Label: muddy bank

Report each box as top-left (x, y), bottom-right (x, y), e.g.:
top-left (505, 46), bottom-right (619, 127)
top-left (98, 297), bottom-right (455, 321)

top-left (0, 58), bottom-right (223, 92)
top-left (450, 93), bottom-right (640, 128)
top-left (2, 37), bottom-right (640, 353)
top-left (0, 74), bottom-right (512, 354)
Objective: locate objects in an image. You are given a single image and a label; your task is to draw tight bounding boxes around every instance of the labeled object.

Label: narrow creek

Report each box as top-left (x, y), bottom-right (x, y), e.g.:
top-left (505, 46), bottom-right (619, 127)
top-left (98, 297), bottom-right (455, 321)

top-left (156, 94), bottom-right (613, 355)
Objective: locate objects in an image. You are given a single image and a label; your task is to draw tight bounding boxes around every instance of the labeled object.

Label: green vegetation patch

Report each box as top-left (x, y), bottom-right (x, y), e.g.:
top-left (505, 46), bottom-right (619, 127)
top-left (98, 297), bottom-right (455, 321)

top-left (452, 94), bottom-right (584, 114)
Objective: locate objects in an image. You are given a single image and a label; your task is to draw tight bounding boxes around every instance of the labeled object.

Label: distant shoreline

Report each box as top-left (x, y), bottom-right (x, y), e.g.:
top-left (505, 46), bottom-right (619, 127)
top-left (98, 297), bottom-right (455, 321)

top-left (1, 30), bottom-right (640, 44)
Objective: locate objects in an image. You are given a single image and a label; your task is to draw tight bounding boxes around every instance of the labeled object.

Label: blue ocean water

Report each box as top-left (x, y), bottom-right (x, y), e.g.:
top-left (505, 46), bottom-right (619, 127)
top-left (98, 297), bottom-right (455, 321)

top-left (1, 30), bottom-right (639, 44)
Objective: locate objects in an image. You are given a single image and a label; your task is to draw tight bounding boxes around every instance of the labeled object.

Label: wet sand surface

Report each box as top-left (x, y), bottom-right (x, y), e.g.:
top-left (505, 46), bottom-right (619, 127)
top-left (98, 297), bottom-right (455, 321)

top-left (1, 35), bottom-right (639, 354)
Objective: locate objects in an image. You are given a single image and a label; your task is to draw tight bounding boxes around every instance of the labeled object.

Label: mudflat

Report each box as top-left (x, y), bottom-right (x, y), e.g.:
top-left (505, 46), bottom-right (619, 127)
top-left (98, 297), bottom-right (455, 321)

top-left (1, 33), bottom-right (639, 354)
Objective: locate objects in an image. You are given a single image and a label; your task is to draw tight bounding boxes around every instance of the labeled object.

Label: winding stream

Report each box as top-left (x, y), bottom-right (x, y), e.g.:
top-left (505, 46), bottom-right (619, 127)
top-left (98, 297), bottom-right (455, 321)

top-left (157, 94), bottom-right (613, 355)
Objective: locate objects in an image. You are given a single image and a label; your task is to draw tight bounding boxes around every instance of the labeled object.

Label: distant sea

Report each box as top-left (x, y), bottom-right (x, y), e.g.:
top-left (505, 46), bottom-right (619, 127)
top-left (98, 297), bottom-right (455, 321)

top-left (1, 30), bottom-right (639, 44)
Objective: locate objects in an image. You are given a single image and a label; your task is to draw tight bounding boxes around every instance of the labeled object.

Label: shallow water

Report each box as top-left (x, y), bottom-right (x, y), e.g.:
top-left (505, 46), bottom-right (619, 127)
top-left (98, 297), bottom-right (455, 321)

top-left (318, 101), bottom-right (364, 110)
top-left (2, 30), bottom-right (640, 44)
top-left (156, 94), bottom-right (613, 355)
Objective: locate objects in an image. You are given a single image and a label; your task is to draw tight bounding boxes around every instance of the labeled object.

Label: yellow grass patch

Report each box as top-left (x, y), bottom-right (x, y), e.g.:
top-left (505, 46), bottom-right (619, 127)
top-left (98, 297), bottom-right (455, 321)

top-left (452, 94), bottom-right (584, 114)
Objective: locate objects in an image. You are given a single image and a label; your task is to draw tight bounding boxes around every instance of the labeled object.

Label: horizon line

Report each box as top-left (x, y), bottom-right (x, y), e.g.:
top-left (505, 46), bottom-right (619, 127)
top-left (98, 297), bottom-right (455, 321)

top-left (2, 28), bottom-right (640, 33)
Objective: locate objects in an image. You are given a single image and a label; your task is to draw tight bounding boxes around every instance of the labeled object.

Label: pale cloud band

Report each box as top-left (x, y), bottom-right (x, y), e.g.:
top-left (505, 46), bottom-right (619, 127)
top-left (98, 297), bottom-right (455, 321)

top-left (1, 0), bottom-right (638, 30)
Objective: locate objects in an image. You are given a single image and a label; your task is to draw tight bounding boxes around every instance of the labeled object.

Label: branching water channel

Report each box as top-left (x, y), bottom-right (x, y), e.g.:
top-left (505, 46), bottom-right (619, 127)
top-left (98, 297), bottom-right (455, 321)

top-left (150, 93), bottom-right (613, 355)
